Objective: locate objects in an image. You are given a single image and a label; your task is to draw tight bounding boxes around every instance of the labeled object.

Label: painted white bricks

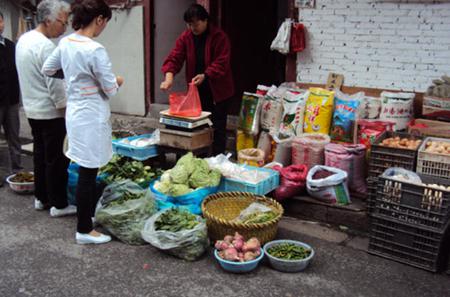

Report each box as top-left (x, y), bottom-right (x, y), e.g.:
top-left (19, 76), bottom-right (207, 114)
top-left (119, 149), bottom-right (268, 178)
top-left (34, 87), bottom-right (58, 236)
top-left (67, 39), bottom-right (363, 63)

top-left (297, 0), bottom-right (450, 91)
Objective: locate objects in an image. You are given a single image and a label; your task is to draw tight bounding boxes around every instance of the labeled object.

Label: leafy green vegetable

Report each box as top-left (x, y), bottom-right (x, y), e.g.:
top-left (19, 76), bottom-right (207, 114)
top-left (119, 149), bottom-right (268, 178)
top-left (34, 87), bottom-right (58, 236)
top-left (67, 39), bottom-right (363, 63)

top-left (99, 155), bottom-right (158, 187)
top-left (267, 243), bottom-right (311, 260)
top-left (142, 209), bottom-right (209, 261)
top-left (241, 211), bottom-right (278, 224)
top-left (170, 165), bottom-right (189, 184)
top-left (95, 181), bottom-right (157, 245)
top-left (153, 180), bottom-right (171, 193)
top-left (175, 152), bottom-right (196, 175)
top-left (168, 184), bottom-right (192, 196)
top-left (155, 208), bottom-right (200, 232)
top-left (153, 153), bottom-right (222, 197)
top-left (160, 170), bottom-right (172, 183)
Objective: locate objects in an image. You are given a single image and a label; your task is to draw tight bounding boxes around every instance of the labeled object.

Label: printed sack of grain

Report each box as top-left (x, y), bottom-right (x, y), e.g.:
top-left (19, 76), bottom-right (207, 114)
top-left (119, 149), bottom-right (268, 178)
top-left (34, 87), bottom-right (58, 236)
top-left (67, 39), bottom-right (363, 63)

top-left (330, 90), bottom-right (363, 143)
top-left (380, 92), bottom-right (415, 131)
top-left (358, 96), bottom-right (381, 119)
top-left (238, 92), bottom-right (263, 135)
top-left (260, 95), bottom-right (283, 132)
top-left (279, 90), bottom-right (308, 137)
top-left (304, 88), bottom-right (334, 134)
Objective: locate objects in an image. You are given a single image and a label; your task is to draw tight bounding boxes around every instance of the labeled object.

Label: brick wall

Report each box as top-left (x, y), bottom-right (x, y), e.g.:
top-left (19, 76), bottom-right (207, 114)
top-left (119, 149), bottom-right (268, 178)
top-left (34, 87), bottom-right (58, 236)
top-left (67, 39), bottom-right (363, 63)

top-left (297, 0), bottom-right (450, 92)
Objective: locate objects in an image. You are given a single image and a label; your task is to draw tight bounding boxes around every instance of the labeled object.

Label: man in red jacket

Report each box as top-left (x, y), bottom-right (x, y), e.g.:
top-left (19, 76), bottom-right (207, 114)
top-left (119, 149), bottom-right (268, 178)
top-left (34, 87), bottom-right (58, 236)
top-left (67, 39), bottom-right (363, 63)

top-left (161, 4), bottom-right (234, 155)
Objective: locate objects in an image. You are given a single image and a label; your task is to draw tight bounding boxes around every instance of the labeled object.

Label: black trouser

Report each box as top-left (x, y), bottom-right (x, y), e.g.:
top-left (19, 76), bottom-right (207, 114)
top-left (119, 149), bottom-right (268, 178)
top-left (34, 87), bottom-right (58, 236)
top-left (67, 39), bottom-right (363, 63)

top-left (28, 118), bottom-right (69, 209)
top-left (0, 104), bottom-right (22, 172)
top-left (76, 166), bottom-right (98, 233)
top-left (199, 82), bottom-right (229, 155)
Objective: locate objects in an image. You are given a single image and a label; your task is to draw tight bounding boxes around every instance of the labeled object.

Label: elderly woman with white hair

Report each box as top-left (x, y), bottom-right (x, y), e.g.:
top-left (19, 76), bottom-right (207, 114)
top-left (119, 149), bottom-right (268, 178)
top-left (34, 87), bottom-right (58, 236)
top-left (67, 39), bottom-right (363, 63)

top-left (15, 0), bottom-right (75, 216)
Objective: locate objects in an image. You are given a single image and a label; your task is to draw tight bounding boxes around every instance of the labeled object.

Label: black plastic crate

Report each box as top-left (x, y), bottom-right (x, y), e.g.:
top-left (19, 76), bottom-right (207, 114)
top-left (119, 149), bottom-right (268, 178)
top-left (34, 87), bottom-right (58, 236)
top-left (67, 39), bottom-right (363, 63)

top-left (367, 177), bottom-right (378, 213)
top-left (374, 174), bottom-right (450, 230)
top-left (368, 214), bottom-right (449, 272)
top-left (368, 131), bottom-right (423, 178)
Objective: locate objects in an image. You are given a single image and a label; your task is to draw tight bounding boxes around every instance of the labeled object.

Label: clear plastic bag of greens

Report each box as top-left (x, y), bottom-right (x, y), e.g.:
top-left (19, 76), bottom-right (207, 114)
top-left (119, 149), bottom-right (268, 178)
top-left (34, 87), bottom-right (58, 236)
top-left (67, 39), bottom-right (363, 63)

top-left (141, 208), bottom-right (209, 261)
top-left (95, 179), bottom-right (157, 245)
top-left (233, 202), bottom-right (278, 224)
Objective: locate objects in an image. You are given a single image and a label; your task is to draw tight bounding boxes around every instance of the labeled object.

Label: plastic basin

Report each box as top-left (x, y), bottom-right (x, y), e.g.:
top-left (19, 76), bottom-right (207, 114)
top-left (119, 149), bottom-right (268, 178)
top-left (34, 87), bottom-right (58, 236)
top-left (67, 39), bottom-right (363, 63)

top-left (264, 240), bottom-right (314, 272)
top-left (214, 248), bottom-right (264, 273)
top-left (6, 173), bottom-right (35, 194)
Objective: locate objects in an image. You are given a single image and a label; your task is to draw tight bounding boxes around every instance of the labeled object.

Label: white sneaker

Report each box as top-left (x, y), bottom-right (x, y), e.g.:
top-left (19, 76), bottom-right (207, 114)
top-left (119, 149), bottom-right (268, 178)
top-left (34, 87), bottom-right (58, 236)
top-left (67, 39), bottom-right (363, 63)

top-left (34, 198), bottom-right (45, 210)
top-left (76, 232), bottom-right (111, 244)
top-left (50, 205), bottom-right (77, 217)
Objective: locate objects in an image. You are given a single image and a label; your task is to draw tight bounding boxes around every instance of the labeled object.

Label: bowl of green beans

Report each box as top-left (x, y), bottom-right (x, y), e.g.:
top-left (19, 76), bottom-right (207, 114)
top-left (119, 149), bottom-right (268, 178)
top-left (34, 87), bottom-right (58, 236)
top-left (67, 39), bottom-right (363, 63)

top-left (263, 240), bottom-right (314, 272)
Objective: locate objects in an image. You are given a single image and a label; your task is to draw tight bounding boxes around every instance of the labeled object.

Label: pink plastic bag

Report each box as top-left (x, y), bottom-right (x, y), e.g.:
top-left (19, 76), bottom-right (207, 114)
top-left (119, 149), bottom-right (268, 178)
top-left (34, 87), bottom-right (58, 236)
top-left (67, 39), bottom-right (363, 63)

top-left (325, 143), bottom-right (367, 196)
top-left (169, 83), bottom-right (202, 117)
top-left (292, 133), bottom-right (330, 170)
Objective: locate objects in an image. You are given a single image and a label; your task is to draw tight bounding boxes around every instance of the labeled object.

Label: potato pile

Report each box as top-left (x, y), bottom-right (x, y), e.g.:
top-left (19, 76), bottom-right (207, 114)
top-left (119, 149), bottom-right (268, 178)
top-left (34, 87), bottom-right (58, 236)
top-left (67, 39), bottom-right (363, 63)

top-left (424, 140), bottom-right (450, 155)
top-left (381, 137), bottom-right (421, 150)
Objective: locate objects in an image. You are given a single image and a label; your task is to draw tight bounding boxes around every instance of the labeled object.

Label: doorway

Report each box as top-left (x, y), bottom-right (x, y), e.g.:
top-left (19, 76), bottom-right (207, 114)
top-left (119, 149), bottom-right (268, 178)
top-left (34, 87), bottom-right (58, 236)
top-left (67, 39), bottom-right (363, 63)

top-left (210, 0), bottom-right (288, 114)
top-left (152, 0), bottom-right (195, 104)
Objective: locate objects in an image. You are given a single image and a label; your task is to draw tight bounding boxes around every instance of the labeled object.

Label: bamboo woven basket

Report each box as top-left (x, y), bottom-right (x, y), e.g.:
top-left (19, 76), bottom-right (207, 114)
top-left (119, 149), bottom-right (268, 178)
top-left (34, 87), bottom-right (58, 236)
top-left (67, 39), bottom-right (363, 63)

top-left (201, 192), bottom-right (284, 244)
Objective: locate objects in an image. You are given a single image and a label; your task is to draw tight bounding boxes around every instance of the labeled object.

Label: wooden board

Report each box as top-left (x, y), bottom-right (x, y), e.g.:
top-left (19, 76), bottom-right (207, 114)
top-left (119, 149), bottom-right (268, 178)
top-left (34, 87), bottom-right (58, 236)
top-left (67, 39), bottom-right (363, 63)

top-left (159, 127), bottom-right (213, 150)
top-left (326, 73), bottom-right (344, 90)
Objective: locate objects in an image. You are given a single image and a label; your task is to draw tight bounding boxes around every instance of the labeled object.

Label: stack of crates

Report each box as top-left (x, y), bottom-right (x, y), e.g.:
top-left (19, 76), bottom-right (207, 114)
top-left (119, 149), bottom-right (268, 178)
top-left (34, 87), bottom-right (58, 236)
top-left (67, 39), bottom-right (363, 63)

top-left (368, 174), bottom-right (450, 272)
top-left (366, 132), bottom-right (423, 214)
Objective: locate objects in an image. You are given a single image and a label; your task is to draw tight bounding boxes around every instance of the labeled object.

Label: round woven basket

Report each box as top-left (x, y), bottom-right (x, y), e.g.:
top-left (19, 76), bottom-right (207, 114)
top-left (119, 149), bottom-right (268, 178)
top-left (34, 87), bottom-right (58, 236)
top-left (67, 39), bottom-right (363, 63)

top-left (201, 192), bottom-right (284, 244)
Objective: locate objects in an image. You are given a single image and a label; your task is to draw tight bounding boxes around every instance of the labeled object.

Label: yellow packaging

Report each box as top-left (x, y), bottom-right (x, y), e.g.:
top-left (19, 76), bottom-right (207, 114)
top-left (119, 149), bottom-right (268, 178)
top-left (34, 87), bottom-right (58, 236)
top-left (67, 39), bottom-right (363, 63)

top-left (304, 88), bottom-right (335, 134)
top-left (236, 129), bottom-right (256, 152)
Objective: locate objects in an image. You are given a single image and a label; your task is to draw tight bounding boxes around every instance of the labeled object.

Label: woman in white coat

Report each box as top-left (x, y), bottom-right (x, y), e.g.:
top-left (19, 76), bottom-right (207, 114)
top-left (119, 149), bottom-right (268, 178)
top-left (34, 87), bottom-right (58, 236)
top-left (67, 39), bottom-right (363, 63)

top-left (43, 0), bottom-right (124, 244)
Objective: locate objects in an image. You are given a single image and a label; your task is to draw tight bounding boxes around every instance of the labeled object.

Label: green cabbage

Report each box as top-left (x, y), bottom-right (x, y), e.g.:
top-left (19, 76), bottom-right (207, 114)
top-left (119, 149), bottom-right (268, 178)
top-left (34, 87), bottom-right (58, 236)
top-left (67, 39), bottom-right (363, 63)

top-left (175, 152), bottom-right (196, 175)
top-left (169, 184), bottom-right (192, 197)
top-left (154, 180), bottom-right (171, 194)
top-left (160, 170), bottom-right (172, 183)
top-left (155, 153), bottom-right (222, 196)
top-left (209, 169), bottom-right (222, 187)
top-left (170, 165), bottom-right (189, 184)
top-left (189, 167), bottom-right (222, 188)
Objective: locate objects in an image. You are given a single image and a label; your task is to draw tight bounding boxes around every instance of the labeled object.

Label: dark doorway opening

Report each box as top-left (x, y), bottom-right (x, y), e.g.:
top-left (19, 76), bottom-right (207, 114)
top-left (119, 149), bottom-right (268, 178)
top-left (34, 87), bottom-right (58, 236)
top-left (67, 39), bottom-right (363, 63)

top-left (210, 0), bottom-right (288, 114)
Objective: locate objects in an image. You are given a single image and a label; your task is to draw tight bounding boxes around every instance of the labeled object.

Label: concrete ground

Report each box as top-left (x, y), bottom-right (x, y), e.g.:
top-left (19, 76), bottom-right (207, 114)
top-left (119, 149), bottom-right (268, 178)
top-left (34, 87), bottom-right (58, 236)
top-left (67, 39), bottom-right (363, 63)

top-left (1, 185), bottom-right (450, 297)
top-left (1, 108), bottom-right (450, 297)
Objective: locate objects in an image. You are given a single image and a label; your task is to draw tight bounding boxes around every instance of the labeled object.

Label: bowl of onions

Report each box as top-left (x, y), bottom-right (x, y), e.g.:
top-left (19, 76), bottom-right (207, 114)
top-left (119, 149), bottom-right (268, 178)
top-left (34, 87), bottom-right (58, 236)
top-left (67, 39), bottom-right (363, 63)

top-left (214, 232), bottom-right (264, 273)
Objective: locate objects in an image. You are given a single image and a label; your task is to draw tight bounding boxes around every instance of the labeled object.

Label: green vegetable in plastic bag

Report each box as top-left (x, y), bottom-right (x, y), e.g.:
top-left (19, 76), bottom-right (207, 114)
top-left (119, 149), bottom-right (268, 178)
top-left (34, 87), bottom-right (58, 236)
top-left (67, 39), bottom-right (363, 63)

top-left (141, 208), bottom-right (209, 261)
top-left (95, 180), bottom-right (157, 245)
top-left (155, 208), bottom-right (200, 232)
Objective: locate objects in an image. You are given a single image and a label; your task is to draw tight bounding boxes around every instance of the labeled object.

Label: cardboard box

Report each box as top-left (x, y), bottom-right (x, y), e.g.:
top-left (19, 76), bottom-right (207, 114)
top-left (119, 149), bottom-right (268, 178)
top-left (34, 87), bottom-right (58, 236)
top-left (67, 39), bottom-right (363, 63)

top-left (408, 119), bottom-right (450, 139)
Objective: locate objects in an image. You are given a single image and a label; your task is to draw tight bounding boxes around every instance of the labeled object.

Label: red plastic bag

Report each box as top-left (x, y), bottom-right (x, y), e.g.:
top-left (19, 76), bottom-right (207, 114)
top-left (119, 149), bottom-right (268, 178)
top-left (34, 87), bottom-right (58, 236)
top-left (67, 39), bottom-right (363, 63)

top-left (273, 164), bottom-right (308, 201)
top-left (169, 83), bottom-right (202, 117)
top-left (290, 23), bottom-right (306, 53)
